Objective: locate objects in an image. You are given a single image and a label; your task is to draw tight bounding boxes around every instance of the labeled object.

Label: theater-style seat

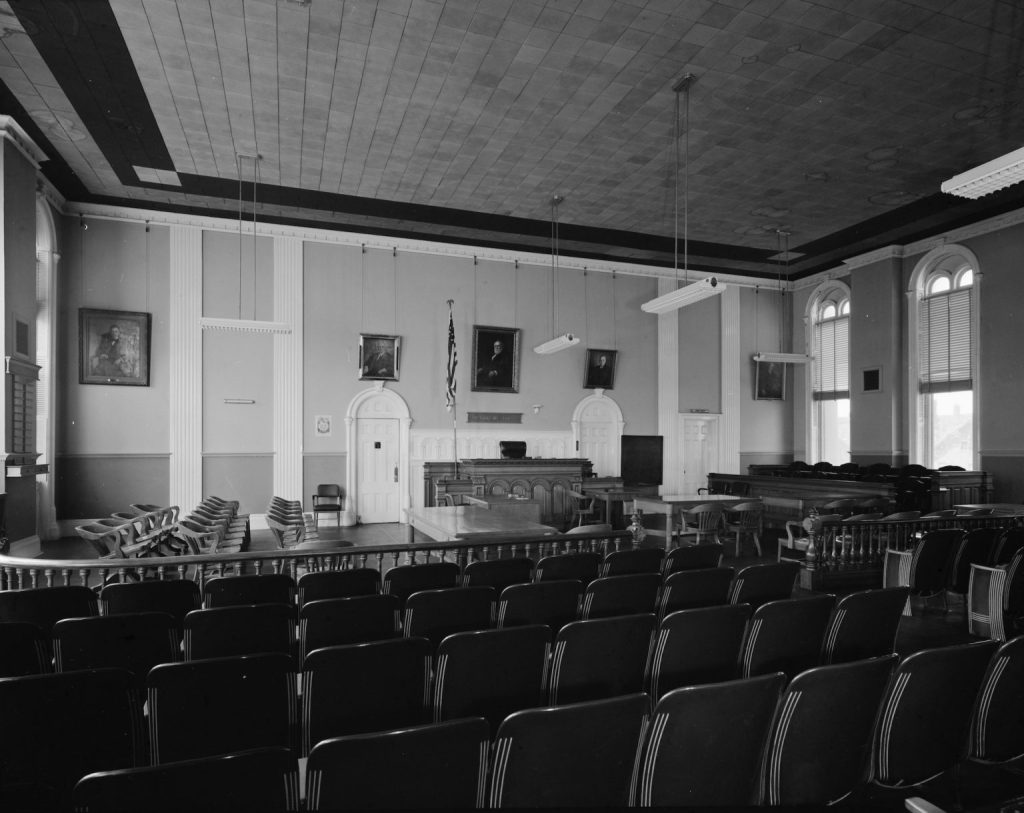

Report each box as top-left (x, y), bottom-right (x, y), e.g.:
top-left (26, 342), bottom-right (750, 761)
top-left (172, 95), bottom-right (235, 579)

top-left (496, 579), bottom-right (581, 641)
top-left (490, 693), bottom-right (649, 808)
top-left (463, 557), bottom-right (535, 593)
top-left (299, 594), bottom-right (401, 659)
top-left (382, 562), bottom-right (460, 606)
top-left (296, 568), bottom-right (380, 606)
top-left (73, 747), bottom-right (301, 813)
top-left (821, 587), bottom-right (910, 664)
top-left (402, 586), bottom-right (495, 650)
top-left (657, 567), bottom-right (735, 616)
top-left (184, 603), bottom-right (296, 662)
top-left (202, 574), bottom-right (295, 609)
top-left (0, 585), bottom-right (98, 636)
top-left (740, 594), bottom-right (835, 679)
top-left (305, 718), bottom-right (490, 810)
top-left (0, 621), bottom-right (51, 677)
top-left (100, 579), bottom-right (201, 640)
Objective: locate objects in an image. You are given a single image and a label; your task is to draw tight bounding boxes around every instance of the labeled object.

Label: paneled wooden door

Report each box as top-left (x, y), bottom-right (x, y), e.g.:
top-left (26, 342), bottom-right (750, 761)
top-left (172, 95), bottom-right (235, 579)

top-left (680, 415), bottom-right (720, 495)
top-left (356, 418), bottom-right (401, 523)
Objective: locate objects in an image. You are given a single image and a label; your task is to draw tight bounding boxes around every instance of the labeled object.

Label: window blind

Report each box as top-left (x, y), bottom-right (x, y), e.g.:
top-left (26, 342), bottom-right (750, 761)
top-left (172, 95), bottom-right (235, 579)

top-left (919, 287), bottom-right (972, 393)
top-left (813, 315), bottom-right (849, 401)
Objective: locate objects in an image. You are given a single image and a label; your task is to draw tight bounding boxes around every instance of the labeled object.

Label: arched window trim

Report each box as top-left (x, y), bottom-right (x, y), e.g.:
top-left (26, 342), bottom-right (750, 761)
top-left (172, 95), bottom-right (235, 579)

top-left (907, 245), bottom-right (981, 468)
top-left (804, 279), bottom-right (852, 461)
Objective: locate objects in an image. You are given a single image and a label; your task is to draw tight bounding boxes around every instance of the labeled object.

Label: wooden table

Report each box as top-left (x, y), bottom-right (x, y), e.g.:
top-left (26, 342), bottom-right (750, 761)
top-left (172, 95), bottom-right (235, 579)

top-left (631, 494), bottom-right (758, 544)
top-left (462, 495), bottom-right (543, 523)
top-left (404, 506), bottom-right (557, 543)
top-left (585, 488), bottom-right (648, 529)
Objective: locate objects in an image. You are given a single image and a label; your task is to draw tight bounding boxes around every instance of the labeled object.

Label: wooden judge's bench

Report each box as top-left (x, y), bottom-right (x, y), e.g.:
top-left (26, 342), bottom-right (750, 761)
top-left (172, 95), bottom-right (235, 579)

top-left (422, 458), bottom-right (593, 528)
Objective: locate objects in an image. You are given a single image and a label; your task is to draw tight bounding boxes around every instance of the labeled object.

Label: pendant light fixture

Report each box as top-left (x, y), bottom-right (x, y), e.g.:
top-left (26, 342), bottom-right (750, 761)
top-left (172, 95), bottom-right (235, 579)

top-left (534, 193), bottom-right (580, 354)
top-left (642, 73), bottom-right (726, 314)
top-left (753, 229), bottom-right (810, 364)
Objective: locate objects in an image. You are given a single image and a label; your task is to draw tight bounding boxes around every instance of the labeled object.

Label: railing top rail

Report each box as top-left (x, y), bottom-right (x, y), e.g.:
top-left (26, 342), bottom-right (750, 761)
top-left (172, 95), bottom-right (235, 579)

top-left (817, 513), bottom-right (1024, 528)
top-left (0, 529), bottom-right (634, 573)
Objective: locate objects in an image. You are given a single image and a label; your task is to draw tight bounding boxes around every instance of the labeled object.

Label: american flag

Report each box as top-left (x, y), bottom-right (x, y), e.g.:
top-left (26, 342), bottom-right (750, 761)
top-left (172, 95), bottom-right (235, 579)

top-left (445, 301), bottom-right (457, 409)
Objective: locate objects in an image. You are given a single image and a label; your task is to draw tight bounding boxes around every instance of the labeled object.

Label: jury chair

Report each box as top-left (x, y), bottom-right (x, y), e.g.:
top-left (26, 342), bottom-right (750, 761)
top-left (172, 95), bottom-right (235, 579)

top-left (433, 624), bottom-right (551, 731)
top-left (779, 513), bottom-right (842, 562)
top-left (311, 484), bottom-right (344, 529)
top-left (0, 667), bottom-right (145, 812)
top-left (147, 652), bottom-right (297, 764)
top-left (636, 673), bottom-right (785, 807)
top-left (301, 637), bottom-right (432, 754)
top-left (490, 693), bottom-right (650, 809)
top-left (568, 489), bottom-right (599, 528)
top-left (761, 654), bottom-right (899, 806)
top-left (676, 503), bottom-right (724, 545)
top-left (73, 747), bottom-right (301, 813)
top-left (305, 718), bottom-right (490, 811)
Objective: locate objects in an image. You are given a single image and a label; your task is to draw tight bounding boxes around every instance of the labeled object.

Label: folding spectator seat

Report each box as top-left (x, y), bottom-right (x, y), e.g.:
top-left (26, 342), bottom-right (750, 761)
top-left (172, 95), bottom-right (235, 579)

top-left (301, 637), bottom-right (432, 755)
top-left (402, 586), bottom-right (495, 650)
top-left (381, 562), bottom-right (460, 606)
top-left (729, 561), bottom-right (800, 609)
top-left (202, 573), bottom-right (295, 609)
top-left (299, 594), bottom-right (401, 660)
top-left (0, 585), bottom-right (97, 636)
top-left (73, 747), bottom-right (300, 813)
top-left (432, 625), bottom-right (550, 732)
top-left (462, 557), bottom-right (534, 592)
top-left (883, 529), bottom-right (964, 614)
top-left (965, 634), bottom-right (1024, 771)
top-left (496, 580), bottom-right (581, 642)
top-left (100, 579), bottom-right (200, 640)
top-left (870, 640), bottom-right (998, 790)
top-left (534, 551), bottom-right (602, 584)
top-left (146, 652), bottom-right (297, 764)
top-left (548, 613), bottom-right (656, 705)
top-left (296, 568), bottom-right (380, 606)
top-left (740, 594), bottom-right (835, 679)
top-left (761, 654), bottom-right (898, 806)
top-left (0, 667), bottom-right (144, 811)
top-left (490, 693), bottom-right (649, 808)
top-left (183, 603), bottom-right (296, 662)
top-left (949, 527), bottom-right (1002, 597)
top-left (992, 526), bottom-right (1024, 566)
top-left (0, 621), bottom-right (50, 677)
top-left (54, 612), bottom-right (178, 692)
top-left (662, 542), bottom-right (724, 573)
top-left (657, 566), bottom-right (735, 616)
top-left (578, 573), bottom-right (661, 619)
top-left (821, 587), bottom-right (910, 665)
top-left (646, 604), bottom-right (751, 699)
top-left (305, 718), bottom-right (490, 810)
top-left (635, 673), bottom-right (785, 807)
top-left (601, 547), bottom-right (665, 577)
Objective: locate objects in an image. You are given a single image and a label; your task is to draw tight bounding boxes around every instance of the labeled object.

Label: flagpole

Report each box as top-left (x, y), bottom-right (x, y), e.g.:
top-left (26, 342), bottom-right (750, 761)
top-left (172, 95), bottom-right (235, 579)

top-left (446, 299), bottom-right (459, 480)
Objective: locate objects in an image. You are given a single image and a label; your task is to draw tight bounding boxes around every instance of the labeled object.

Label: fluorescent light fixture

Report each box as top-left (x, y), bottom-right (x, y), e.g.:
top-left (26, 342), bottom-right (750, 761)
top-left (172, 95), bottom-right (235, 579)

top-left (753, 352), bottom-right (812, 364)
top-left (941, 145), bottom-right (1024, 199)
top-left (533, 333), bottom-right (580, 355)
top-left (641, 277), bottom-right (725, 314)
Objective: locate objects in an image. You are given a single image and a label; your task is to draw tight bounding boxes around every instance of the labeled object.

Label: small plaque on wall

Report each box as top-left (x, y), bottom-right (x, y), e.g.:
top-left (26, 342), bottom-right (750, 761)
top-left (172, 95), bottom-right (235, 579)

top-left (863, 367), bottom-right (882, 393)
top-left (467, 412), bottom-right (522, 424)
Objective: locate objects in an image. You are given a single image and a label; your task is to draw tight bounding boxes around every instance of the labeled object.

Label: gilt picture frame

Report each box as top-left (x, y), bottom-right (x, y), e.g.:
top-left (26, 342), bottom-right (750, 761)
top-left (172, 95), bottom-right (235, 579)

top-left (79, 308), bottom-right (151, 386)
top-left (472, 325), bottom-right (520, 393)
top-left (358, 334), bottom-right (400, 381)
top-left (584, 348), bottom-right (617, 389)
top-left (754, 359), bottom-right (786, 400)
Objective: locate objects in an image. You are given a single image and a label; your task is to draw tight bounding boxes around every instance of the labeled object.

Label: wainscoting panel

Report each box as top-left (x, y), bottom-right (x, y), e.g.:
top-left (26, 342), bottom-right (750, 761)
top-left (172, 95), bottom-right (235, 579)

top-left (57, 454), bottom-right (170, 521)
top-left (202, 454), bottom-right (273, 515)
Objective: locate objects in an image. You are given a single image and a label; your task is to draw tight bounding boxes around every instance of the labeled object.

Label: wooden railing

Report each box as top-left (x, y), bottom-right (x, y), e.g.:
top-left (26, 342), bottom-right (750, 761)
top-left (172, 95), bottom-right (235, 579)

top-left (796, 511), bottom-right (1024, 591)
top-left (0, 529), bottom-right (636, 592)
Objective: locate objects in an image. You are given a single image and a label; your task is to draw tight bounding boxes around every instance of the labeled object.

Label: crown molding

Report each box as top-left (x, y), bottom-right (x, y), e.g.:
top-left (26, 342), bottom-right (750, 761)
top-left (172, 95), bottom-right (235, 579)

top-left (0, 115), bottom-right (47, 167)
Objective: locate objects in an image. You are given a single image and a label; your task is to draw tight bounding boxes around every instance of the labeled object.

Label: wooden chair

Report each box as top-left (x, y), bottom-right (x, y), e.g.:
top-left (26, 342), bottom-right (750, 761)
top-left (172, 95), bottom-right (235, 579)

top-left (636, 673), bottom-right (785, 807)
top-left (676, 503), bottom-right (723, 545)
top-left (74, 747), bottom-right (300, 813)
top-left (99, 579), bottom-right (200, 642)
top-left (882, 528), bottom-right (963, 614)
top-left (534, 551), bottom-right (601, 584)
top-left (301, 637), bottom-right (432, 754)
top-left (967, 548), bottom-right (1024, 641)
top-left (568, 489), bottom-right (599, 527)
top-left (780, 513), bottom-right (842, 562)
top-left (721, 500), bottom-right (763, 557)
top-left (0, 585), bottom-right (98, 639)
top-left (311, 484), bottom-right (343, 529)
top-left (490, 693), bottom-right (649, 808)
top-left (305, 718), bottom-right (490, 811)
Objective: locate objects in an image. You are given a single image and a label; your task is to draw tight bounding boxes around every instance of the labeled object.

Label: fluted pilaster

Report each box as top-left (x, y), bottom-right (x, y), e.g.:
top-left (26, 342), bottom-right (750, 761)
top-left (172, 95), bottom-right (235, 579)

top-left (273, 237), bottom-right (303, 501)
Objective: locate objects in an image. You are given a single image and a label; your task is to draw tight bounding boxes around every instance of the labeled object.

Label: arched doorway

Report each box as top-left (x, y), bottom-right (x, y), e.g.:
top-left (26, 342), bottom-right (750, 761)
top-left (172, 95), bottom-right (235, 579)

top-left (571, 390), bottom-right (624, 478)
top-left (344, 384), bottom-right (411, 524)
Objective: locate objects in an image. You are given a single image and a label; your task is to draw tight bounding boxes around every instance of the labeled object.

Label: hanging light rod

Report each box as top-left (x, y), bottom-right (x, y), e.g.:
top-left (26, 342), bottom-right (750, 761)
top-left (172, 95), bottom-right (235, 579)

top-left (753, 351), bottom-right (812, 365)
top-left (534, 333), bottom-right (579, 354)
top-left (534, 194), bottom-right (579, 354)
top-left (642, 276), bottom-right (724, 314)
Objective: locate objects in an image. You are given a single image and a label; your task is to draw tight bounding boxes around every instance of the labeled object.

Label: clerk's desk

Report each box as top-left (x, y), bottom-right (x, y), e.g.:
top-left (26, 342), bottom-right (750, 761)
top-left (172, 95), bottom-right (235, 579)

top-left (405, 505), bottom-right (557, 543)
top-left (631, 494), bottom-right (759, 544)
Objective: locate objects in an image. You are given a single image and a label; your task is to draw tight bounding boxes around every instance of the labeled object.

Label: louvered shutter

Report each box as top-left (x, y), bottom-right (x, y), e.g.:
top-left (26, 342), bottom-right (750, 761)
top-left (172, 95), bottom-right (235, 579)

top-left (919, 287), bottom-right (972, 393)
top-left (813, 314), bottom-right (849, 401)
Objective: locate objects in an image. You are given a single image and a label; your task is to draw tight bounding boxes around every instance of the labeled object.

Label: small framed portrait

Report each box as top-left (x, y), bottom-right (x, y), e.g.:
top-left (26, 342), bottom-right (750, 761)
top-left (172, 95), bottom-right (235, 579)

top-left (472, 325), bottom-right (520, 393)
top-left (79, 308), bottom-right (151, 386)
top-left (755, 360), bottom-right (786, 400)
top-left (359, 334), bottom-right (400, 381)
top-left (584, 348), bottom-right (617, 389)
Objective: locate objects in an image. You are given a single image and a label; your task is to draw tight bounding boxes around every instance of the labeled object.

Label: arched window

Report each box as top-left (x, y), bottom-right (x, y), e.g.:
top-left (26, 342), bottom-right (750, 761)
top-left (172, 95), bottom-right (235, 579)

top-left (807, 283), bottom-right (850, 463)
top-left (908, 247), bottom-right (978, 469)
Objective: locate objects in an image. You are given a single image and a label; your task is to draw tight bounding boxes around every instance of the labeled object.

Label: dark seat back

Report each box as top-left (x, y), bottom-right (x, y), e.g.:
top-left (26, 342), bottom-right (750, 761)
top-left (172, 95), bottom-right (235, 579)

top-left (100, 579), bottom-right (200, 637)
top-left (202, 574), bottom-right (295, 609)
top-left (0, 621), bottom-right (50, 677)
top-left (658, 566), bottom-right (735, 615)
top-left (968, 635), bottom-right (1024, 764)
top-left (741, 594), bottom-right (835, 679)
top-left (580, 573), bottom-right (662, 619)
top-left (184, 603), bottom-right (296, 662)
top-left (296, 568), bottom-right (379, 606)
top-left (602, 547), bottom-right (665, 577)
top-left (463, 557), bottom-right (534, 593)
top-left (382, 562), bottom-right (461, 606)
top-left (403, 586), bottom-right (495, 650)
top-left (0, 585), bottom-right (98, 635)
top-left (497, 580), bottom-right (581, 641)
top-left (729, 561), bottom-right (800, 609)
top-left (821, 587), bottom-right (910, 664)
top-left (299, 594), bottom-right (400, 658)
top-left (534, 551), bottom-right (602, 584)
top-left (662, 542), bottom-right (725, 573)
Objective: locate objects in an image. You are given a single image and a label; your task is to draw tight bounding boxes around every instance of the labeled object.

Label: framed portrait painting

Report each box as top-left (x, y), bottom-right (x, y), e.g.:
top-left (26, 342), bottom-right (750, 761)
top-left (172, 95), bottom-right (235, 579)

top-left (472, 325), bottom-right (520, 393)
top-left (359, 334), bottom-right (400, 381)
top-left (584, 348), bottom-right (617, 389)
top-left (754, 360), bottom-right (786, 400)
top-left (79, 308), bottom-right (151, 386)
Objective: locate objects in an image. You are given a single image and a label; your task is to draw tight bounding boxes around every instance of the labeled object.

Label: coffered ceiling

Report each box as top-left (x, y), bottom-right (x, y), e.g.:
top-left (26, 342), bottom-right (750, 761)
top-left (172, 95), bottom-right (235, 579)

top-left (2, 0), bottom-right (1024, 280)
